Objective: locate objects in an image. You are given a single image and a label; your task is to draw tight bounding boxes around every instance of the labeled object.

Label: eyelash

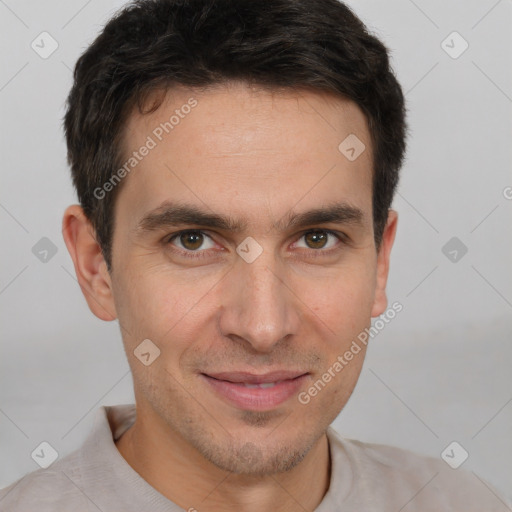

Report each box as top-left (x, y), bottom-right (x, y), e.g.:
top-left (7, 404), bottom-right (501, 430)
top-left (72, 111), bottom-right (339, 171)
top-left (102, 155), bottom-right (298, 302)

top-left (164, 229), bottom-right (346, 260)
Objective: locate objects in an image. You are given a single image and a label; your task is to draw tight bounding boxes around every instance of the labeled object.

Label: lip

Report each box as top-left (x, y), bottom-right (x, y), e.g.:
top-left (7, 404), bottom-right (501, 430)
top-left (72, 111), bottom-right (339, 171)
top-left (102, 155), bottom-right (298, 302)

top-left (201, 371), bottom-right (309, 411)
top-left (205, 370), bottom-right (307, 384)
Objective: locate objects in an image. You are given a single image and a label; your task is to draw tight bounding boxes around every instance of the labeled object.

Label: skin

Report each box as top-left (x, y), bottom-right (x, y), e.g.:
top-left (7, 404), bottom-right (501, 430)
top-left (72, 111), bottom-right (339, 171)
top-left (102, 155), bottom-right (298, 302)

top-left (62, 82), bottom-right (397, 512)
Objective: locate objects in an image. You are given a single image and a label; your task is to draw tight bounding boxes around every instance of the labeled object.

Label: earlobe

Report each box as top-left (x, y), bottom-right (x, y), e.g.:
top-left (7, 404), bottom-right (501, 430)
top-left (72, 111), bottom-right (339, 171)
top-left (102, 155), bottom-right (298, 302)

top-left (371, 210), bottom-right (398, 318)
top-left (62, 205), bottom-right (117, 321)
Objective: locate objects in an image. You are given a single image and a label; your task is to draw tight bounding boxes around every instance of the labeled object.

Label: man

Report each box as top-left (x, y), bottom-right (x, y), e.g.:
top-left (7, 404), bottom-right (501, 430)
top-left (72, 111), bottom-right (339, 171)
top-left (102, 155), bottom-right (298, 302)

top-left (1, 0), bottom-right (509, 510)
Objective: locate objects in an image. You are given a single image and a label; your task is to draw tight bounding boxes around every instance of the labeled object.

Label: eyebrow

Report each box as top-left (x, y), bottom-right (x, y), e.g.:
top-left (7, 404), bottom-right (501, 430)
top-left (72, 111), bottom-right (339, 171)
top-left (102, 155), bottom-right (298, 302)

top-left (134, 200), bottom-right (365, 236)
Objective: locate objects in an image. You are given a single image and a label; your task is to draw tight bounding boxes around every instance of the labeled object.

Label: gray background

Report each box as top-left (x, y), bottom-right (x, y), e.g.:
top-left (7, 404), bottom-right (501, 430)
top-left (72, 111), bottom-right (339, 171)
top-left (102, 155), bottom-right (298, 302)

top-left (1, 0), bottom-right (511, 504)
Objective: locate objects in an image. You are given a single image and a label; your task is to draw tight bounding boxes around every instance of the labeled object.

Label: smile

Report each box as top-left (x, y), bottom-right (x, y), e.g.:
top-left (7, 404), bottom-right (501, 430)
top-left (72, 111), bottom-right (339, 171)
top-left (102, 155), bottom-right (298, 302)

top-left (200, 371), bottom-right (309, 411)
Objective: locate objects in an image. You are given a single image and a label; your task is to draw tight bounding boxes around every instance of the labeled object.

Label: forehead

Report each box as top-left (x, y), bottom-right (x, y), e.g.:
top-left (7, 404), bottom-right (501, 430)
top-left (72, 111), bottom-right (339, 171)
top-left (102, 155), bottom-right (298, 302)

top-left (115, 82), bottom-right (373, 230)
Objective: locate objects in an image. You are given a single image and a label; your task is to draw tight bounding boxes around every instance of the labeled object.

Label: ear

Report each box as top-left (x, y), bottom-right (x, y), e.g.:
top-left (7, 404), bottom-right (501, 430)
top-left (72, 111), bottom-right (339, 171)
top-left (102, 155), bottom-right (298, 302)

top-left (371, 210), bottom-right (398, 318)
top-left (62, 205), bottom-right (117, 321)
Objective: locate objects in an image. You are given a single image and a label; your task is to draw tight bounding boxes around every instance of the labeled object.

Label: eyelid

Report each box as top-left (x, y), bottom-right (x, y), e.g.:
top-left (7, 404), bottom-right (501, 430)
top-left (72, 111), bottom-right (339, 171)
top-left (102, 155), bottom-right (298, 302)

top-left (291, 229), bottom-right (344, 251)
top-left (168, 230), bottom-right (214, 245)
top-left (165, 228), bottom-right (346, 259)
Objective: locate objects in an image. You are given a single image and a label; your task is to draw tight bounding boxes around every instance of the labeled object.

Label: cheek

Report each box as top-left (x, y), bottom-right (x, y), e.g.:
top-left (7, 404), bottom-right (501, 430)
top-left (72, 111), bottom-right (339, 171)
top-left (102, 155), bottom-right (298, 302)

top-left (112, 247), bottom-right (377, 358)
top-left (298, 344), bottom-right (367, 426)
top-left (297, 262), bottom-right (377, 333)
top-left (112, 264), bottom-right (222, 349)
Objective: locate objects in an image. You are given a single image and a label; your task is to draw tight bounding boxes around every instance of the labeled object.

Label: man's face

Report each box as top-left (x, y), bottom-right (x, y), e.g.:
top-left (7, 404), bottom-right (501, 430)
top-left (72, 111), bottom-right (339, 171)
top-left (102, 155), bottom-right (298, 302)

top-left (104, 83), bottom-right (394, 475)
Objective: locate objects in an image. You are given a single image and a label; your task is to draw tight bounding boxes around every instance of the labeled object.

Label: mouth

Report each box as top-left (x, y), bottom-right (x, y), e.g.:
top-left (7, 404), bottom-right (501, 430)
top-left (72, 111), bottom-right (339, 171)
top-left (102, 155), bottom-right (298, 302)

top-left (200, 370), bottom-right (310, 411)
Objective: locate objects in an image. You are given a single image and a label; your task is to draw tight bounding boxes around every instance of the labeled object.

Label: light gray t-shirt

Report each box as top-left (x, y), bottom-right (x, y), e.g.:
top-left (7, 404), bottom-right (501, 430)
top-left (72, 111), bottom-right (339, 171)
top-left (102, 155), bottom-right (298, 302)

top-left (1, 404), bottom-right (509, 511)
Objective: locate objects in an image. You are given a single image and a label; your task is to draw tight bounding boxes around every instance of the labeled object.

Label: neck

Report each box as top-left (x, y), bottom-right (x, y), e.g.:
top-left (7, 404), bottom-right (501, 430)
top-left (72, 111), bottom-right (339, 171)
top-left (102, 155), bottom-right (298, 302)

top-left (115, 406), bottom-right (331, 512)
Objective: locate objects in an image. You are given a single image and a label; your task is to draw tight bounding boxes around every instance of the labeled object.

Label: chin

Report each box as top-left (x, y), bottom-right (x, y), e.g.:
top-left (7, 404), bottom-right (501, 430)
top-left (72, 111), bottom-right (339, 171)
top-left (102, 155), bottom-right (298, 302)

top-left (201, 437), bottom-right (311, 476)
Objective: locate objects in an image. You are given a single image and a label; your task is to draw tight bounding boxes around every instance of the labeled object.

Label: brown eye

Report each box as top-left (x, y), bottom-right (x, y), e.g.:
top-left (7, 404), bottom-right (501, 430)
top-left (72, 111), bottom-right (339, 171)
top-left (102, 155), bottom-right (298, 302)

top-left (294, 229), bottom-right (342, 252)
top-left (179, 231), bottom-right (204, 250)
top-left (169, 230), bottom-right (215, 252)
top-left (166, 230), bottom-right (221, 261)
top-left (304, 230), bottom-right (329, 249)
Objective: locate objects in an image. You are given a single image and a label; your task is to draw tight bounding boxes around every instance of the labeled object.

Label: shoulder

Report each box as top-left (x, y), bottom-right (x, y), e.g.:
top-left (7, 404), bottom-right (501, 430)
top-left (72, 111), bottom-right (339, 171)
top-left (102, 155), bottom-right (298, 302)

top-left (326, 428), bottom-right (511, 511)
top-left (0, 450), bottom-right (90, 511)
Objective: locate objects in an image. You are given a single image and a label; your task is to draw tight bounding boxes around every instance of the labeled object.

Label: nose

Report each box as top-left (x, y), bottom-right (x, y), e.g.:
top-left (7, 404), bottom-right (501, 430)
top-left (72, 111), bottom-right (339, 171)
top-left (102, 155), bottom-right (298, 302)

top-left (218, 248), bottom-right (300, 353)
